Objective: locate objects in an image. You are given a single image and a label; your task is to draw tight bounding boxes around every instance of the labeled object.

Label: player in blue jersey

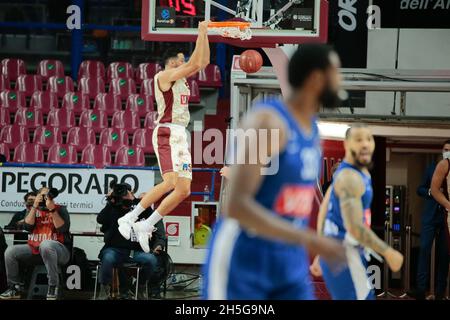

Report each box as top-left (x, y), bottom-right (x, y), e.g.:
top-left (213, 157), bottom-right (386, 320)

top-left (310, 124), bottom-right (404, 300)
top-left (202, 44), bottom-right (347, 300)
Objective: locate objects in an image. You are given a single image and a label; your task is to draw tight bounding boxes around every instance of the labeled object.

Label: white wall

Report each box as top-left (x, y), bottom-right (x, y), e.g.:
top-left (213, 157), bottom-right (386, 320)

top-left (361, 28), bottom-right (450, 117)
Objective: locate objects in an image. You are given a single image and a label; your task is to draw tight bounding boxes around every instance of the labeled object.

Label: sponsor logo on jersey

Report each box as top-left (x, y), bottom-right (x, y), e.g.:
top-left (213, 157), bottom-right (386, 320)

top-left (273, 185), bottom-right (315, 218)
top-left (180, 95), bottom-right (189, 105)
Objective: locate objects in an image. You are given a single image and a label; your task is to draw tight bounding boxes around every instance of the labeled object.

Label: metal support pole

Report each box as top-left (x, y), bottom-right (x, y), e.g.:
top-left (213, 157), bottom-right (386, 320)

top-left (400, 92), bottom-right (407, 116)
top-left (71, 0), bottom-right (84, 81)
top-left (399, 225), bottom-right (411, 298)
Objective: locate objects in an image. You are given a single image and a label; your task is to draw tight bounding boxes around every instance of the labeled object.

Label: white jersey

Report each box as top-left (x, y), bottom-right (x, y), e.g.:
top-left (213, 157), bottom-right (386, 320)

top-left (154, 72), bottom-right (191, 127)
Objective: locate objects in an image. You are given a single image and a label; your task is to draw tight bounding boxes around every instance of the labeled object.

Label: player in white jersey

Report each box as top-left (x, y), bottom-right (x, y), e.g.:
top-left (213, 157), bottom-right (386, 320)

top-left (118, 21), bottom-right (211, 252)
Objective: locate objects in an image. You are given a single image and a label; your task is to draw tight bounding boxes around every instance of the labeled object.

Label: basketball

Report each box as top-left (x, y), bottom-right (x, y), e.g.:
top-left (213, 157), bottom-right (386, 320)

top-left (239, 50), bottom-right (263, 74)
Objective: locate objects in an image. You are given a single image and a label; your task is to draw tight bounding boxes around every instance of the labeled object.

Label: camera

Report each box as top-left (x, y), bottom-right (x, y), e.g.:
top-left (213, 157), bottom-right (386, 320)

top-left (38, 188), bottom-right (59, 211)
top-left (106, 182), bottom-right (133, 209)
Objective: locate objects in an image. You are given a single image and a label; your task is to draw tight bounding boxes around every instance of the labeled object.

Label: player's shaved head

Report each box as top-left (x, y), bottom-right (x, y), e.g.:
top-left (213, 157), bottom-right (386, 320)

top-left (345, 123), bottom-right (369, 140)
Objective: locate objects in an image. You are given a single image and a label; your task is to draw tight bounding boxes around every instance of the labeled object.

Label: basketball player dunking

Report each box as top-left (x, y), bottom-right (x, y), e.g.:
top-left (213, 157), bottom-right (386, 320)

top-left (203, 45), bottom-right (347, 300)
top-left (310, 124), bottom-right (404, 300)
top-left (118, 21), bottom-right (211, 252)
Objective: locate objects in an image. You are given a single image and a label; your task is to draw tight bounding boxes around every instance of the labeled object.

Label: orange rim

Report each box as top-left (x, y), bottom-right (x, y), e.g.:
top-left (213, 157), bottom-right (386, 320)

top-left (208, 21), bottom-right (251, 30)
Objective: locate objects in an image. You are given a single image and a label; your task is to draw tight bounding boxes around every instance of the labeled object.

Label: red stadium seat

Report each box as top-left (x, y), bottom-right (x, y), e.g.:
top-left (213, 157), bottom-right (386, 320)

top-left (47, 144), bottom-right (78, 165)
top-left (37, 59), bottom-right (65, 81)
top-left (140, 78), bottom-right (154, 96)
top-left (80, 144), bottom-right (112, 168)
top-left (78, 77), bottom-right (105, 100)
top-left (33, 126), bottom-right (62, 149)
top-left (1, 59), bottom-right (26, 82)
top-left (47, 76), bottom-right (74, 98)
top-left (62, 92), bottom-right (90, 115)
top-left (66, 127), bottom-right (96, 151)
top-left (109, 78), bottom-right (136, 99)
top-left (13, 143), bottom-right (44, 163)
top-left (0, 74), bottom-right (10, 91)
top-left (79, 109), bottom-right (108, 133)
top-left (99, 128), bottom-right (129, 153)
top-left (107, 62), bottom-right (134, 80)
top-left (143, 111), bottom-right (158, 129)
top-left (14, 108), bottom-right (44, 129)
top-left (0, 108), bottom-right (10, 126)
top-left (111, 110), bottom-right (140, 134)
top-left (114, 146), bottom-right (145, 167)
top-left (15, 75), bottom-right (43, 97)
top-left (125, 94), bottom-right (154, 118)
top-left (0, 90), bottom-right (27, 112)
top-left (188, 79), bottom-right (200, 103)
top-left (132, 128), bottom-right (154, 154)
top-left (0, 143), bottom-right (9, 161)
top-left (93, 92), bottom-right (122, 116)
top-left (198, 64), bottom-right (222, 87)
top-left (78, 60), bottom-right (106, 79)
top-left (46, 108), bottom-right (76, 131)
top-left (135, 63), bottom-right (161, 85)
top-left (0, 125), bottom-right (30, 146)
top-left (30, 91), bottom-right (59, 114)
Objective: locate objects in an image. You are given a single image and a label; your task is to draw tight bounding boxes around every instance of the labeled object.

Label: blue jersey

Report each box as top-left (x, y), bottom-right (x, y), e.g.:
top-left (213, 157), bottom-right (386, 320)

top-left (203, 98), bottom-right (322, 300)
top-left (323, 161), bottom-right (373, 242)
top-left (253, 99), bottom-right (322, 228)
top-left (320, 161), bottom-right (376, 300)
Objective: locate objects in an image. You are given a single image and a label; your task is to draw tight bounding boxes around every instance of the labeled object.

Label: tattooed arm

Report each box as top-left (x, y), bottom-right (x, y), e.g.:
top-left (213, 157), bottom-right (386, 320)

top-left (334, 169), bottom-right (404, 272)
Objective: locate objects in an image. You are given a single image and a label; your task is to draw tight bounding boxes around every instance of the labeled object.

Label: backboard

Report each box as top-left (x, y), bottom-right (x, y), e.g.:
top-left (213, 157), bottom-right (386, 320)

top-left (141, 0), bottom-right (329, 47)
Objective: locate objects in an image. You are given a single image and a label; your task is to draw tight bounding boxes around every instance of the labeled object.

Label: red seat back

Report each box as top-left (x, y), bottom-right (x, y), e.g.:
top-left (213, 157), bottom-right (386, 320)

top-left (143, 111), bottom-right (158, 129)
top-left (0, 108), bottom-right (11, 126)
top-left (0, 74), bottom-right (10, 91)
top-left (47, 144), bottom-right (78, 164)
top-left (198, 64), bottom-right (222, 87)
top-left (14, 108), bottom-right (44, 129)
top-left (0, 125), bottom-right (29, 146)
top-left (93, 92), bottom-right (122, 116)
top-left (80, 144), bottom-right (112, 168)
top-left (109, 78), bottom-right (136, 99)
top-left (62, 92), bottom-right (90, 115)
top-left (107, 62), bottom-right (134, 80)
top-left (125, 94), bottom-right (154, 117)
top-left (188, 79), bottom-right (200, 103)
top-left (15, 75), bottom-right (43, 97)
top-left (1, 59), bottom-right (26, 82)
top-left (140, 78), bottom-right (154, 96)
top-left (37, 59), bottom-right (65, 81)
top-left (99, 128), bottom-right (129, 153)
top-left (47, 76), bottom-right (74, 98)
top-left (78, 60), bottom-right (106, 80)
top-left (33, 126), bottom-right (62, 148)
top-left (30, 91), bottom-right (59, 113)
top-left (132, 128), bottom-right (154, 154)
top-left (13, 143), bottom-right (44, 163)
top-left (111, 110), bottom-right (140, 134)
top-left (78, 77), bottom-right (105, 99)
top-left (66, 127), bottom-right (96, 151)
top-left (135, 63), bottom-right (161, 85)
top-left (0, 90), bottom-right (27, 112)
top-left (114, 146), bottom-right (145, 167)
top-left (79, 109), bottom-right (108, 133)
top-left (46, 108), bottom-right (76, 131)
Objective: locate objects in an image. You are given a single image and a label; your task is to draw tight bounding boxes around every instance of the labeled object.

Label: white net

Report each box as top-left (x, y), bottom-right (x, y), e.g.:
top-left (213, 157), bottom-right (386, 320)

top-left (209, 26), bottom-right (252, 40)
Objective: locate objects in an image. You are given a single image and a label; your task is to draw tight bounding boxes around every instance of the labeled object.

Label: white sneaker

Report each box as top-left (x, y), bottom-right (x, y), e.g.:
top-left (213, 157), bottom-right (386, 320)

top-left (118, 214), bottom-right (135, 240)
top-left (132, 221), bottom-right (153, 253)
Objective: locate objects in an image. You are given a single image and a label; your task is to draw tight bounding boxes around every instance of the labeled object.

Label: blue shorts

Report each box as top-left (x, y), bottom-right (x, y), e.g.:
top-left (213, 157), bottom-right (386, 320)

top-left (320, 245), bottom-right (375, 300)
top-left (202, 219), bottom-right (314, 300)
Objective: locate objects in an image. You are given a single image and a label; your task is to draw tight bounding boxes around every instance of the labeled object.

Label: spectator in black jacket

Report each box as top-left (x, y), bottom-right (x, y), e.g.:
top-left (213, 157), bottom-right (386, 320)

top-left (5, 192), bottom-right (37, 231)
top-left (97, 183), bottom-right (166, 300)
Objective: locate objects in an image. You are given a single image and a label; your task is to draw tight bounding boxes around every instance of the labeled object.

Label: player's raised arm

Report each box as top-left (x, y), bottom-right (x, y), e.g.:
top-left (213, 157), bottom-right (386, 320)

top-left (430, 159), bottom-right (450, 211)
top-left (334, 169), bottom-right (404, 272)
top-left (226, 111), bottom-right (345, 262)
top-left (159, 21), bottom-right (210, 85)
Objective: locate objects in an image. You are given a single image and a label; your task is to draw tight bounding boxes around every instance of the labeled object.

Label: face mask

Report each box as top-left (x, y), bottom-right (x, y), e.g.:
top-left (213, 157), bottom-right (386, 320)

top-left (443, 151), bottom-right (450, 160)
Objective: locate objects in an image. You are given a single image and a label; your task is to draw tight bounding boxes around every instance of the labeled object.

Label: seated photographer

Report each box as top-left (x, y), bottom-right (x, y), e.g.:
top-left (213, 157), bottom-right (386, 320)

top-left (5, 192), bottom-right (37, 243)
top-left (97, 182), bottom-right (166, 300)
top-left (0, 187), bottom-right (71, 300)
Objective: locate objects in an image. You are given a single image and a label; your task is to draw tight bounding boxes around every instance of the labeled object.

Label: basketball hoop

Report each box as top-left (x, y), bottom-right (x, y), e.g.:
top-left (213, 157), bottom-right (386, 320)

top-left (208, 21), bottom-right (252, 40)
